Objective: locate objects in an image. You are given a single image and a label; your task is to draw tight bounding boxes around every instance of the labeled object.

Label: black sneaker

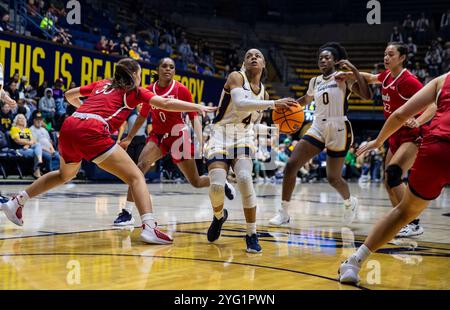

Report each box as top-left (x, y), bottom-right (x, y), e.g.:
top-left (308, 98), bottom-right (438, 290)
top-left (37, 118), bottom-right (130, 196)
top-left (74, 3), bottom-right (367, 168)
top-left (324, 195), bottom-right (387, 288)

top-left (246, 233), bottom-right (262, 253)
top-left (224, 182), bottom-right (235, 200)
top-left (113, 209), bottom-right (135, 226)
top-left (207, 209), bottom-right (228, 242)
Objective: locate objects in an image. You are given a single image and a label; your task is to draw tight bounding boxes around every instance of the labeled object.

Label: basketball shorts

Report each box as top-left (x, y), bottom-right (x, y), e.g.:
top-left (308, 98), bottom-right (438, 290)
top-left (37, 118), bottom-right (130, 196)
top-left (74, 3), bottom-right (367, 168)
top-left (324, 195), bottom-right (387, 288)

top-left (147, 129), bottom-right (194, 164)
top-left (303, 117), bottom-right (353, 157)
top-left (408, 135), bottom-right (450, 200)
top-left (205, 125), bottom-right (255, 166)
top-left (59, 116), bottom-right (117, 164)
top-left (388, 126), bottom-right (422, 155)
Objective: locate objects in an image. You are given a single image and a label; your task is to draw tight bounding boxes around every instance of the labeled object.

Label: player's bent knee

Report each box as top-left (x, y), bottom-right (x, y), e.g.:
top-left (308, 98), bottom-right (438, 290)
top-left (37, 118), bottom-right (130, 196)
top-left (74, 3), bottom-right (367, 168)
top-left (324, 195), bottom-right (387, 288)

top-left (208, 168), bottom-right (227, 206)
top-left (236, 171), bottom-right (257, 208)
top-left (385, 164), bottom-right (403, 188)
top-left (327, 175), bottom-right (343, 188)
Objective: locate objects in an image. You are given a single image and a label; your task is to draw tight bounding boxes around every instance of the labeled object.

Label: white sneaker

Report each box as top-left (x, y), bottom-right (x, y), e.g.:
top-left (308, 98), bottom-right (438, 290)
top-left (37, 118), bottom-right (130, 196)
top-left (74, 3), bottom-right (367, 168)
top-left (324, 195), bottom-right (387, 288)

top-left (396, 220), bottom-right (424, 238)
top-left (140, 223), bottom-right (173, 244)
top-left (269, 209), bottom-right (290, 226)
top-left (342, 196), bottom-right (358, 226)
top-left (338, 257), bottom-right (360, 285)
top-left (2, 196), bottom-right (24, 226)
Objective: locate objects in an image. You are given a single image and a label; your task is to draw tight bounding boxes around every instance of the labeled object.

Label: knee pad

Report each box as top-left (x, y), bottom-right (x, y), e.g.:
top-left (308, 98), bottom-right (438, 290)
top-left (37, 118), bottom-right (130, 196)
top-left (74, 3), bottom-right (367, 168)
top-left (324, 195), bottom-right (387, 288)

top-left (234, 159), bottom-right (257, 208)
top-left (385, 164), bottom-right (403, 188)
top-left (209, 168), bottom-right (226, 207)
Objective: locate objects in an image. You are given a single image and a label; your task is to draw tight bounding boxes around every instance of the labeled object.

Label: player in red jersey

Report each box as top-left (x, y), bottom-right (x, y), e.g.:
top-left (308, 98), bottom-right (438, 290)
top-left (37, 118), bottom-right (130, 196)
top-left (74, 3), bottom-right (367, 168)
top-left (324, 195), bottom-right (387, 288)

top-left (339, 72), bottom-right (450, 285)
top-left (0, 58), bottom-right (216, 244)
top-left (113, 58), bottom-right (235, 226)
top-left (337, 42), bottom-right (436, 237)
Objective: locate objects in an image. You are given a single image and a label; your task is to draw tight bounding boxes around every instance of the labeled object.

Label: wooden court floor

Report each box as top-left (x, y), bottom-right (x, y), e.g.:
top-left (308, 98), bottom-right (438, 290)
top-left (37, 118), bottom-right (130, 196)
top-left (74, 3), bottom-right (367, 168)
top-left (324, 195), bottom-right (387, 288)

top-left (0, 182), bottom-right (448, 290)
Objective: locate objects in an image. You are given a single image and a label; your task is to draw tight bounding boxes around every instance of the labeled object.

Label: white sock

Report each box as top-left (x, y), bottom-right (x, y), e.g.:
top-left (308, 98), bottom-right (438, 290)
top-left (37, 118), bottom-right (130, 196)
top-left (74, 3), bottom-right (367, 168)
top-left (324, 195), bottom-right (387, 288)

top-left (214, 209), bottom-right (224, 220)
top-left (281, 200), bottom-right (290, 213)
top-left (124, 201), bottom-right (134, 213)
top-left (141, 213), bottom-right (157, 229)
top-left (246, 222), bottom-right (257, 236)
top-left (343, 198), bottom-right (351, 207)
top-left (17, 191), bottom-right (30, 205)
top-left (351, 244), bottom-right (372, 266)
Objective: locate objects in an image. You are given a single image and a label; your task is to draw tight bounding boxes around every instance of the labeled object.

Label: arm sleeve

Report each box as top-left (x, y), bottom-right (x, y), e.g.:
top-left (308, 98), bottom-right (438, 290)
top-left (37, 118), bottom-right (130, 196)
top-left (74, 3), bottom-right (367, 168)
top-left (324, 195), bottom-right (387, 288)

top-left (230, 87), bottom-right (275, 111)
top-left (79, 81), bottom-right (99, 97)
top-left (179, 85), bottom-right (197, 119)
top-left (306, 78), bottom-right (316, 97)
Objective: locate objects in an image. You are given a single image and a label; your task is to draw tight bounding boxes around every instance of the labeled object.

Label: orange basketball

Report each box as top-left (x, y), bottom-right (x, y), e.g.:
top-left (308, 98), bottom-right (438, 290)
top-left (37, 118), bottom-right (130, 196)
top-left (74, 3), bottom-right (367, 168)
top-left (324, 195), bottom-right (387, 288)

top-left (272, 104), bottom-right (305, 134)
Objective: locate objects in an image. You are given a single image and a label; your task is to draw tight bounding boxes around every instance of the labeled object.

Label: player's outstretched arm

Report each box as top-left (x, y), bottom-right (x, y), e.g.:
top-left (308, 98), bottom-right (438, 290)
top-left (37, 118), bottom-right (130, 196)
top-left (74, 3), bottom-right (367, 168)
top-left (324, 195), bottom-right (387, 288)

top-left (338, 60), bottom-right (372, 99)
top-left (119, 114), bottom-right (146, 150)
top-left (357, 75), bottom-right (441, 156)
top-left (149, 96), bottom-right (216, 116)
top-left (226, 71), bottom-right (297, 111)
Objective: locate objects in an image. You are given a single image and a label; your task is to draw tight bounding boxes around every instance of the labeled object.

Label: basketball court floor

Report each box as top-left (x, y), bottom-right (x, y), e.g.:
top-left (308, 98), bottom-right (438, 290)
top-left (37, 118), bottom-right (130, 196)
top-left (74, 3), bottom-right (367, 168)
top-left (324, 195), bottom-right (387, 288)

top-left (0, 182), bottom-right (448, 290)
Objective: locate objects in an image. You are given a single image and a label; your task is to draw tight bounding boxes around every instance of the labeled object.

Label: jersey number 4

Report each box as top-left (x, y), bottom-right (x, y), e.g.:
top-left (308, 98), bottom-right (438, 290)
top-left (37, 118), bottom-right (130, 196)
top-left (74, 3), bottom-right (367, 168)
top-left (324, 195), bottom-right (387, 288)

top-left (242, 114), bottom-right (252, 128)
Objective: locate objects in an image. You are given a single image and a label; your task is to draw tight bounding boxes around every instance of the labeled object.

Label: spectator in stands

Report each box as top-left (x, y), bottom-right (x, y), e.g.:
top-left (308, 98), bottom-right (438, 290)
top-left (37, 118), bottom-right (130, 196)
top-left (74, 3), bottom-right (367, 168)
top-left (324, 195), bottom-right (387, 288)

top-left (416, 13), bottom-right (430, 44)
top-left (0, 13), bottom-right (14, 32)
top-left (390, 26), bottom-right (403, 43)
top-left (178, 38), bottom-right (194, 63)
top-left (0, 102), bottom-right (14, 132)
top-left (17, 95), bottom-right (31, 120)
top-left (29, 111), bottom-right (59, 172)
top-left (17, 76), bottom-right (28, 93)
top-left (6, 81), bottom-right (20, 103)
top-left (10, 113), bottom-right (43, 178)
top-left (440, 9), bottom-right (450, 41)
top-left (9, 72), bottom-right (20, 85)
top-left (411, 62), bottom-right (428, 84)
top-left (96, 36), bottom-right (109, 53)
top-left (424, 45), bottom-right (442, 77)
top-left (39, 88), bottom-right (56, 125)
top-left (402, 14), bottom-right (415, 40)
top-left (53, 78), bottom-right (66, 127)
top-left (37, 80), bottom-right (49, 99)
top-left (27, 0), bottom-right (40, 17)
top-left (344, 146), bottom-right (360, 180)
top-left (159, 37), bottom-right (173, 55)
top-left (202, 66), bottom-right (213, 76)
top-left (406, 37), bottom-right (417, 62)
top-left (40, 11), bottom-right (55, 34)
top-left (442, 42), bottom-right (450, 73)
top-left (52, 28), bottom-right (72, 45)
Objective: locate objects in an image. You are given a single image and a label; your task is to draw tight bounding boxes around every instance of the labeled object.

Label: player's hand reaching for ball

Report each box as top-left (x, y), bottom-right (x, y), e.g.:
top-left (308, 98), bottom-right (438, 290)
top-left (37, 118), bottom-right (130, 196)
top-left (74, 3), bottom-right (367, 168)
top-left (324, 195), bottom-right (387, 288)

top-left (356, 140), bottom-right (382, 157)
top-left (274, 98), bottom-right (297, 110)
top-left (197, 105), bottom-right (217, 117)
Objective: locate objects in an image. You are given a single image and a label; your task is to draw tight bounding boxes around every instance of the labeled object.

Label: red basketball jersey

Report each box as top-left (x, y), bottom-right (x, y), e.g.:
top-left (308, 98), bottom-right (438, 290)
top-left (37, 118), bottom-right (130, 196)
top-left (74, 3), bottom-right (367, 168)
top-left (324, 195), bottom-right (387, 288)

top-left (139, 80), bottom-right (197, 134)
top-left (78, 79), bottom-right (155, 132)
top-left (378, 69), bottom-right (423, 119)
top-left (427, 73), bottom-right (450, 141)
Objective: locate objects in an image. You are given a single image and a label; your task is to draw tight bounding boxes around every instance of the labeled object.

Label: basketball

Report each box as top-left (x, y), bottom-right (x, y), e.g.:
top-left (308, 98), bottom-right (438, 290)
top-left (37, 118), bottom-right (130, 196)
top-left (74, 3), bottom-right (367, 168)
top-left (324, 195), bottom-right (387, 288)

top-left (272, 104), bottom-right (305, 134)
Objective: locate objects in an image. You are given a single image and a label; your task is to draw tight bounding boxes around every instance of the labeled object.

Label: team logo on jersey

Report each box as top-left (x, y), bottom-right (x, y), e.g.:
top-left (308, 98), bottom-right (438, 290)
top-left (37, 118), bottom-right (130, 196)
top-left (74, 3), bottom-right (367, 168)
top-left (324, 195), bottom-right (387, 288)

top-left (382, 93), bottom-right (390, 102)
top-left (390, 86), bottom-right (396, 90)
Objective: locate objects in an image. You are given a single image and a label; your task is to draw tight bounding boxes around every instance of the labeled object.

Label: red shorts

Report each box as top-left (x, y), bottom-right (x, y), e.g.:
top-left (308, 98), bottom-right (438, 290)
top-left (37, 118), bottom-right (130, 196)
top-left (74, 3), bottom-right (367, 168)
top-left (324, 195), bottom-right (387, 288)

top-left (408, 136), bottom-right (450, 200)
top-left (146, 130), bottom-right (194, 164)
top-left (388, 126), bottom-right (422, 154)
top-left (59, 116), bottom-right (116, 164)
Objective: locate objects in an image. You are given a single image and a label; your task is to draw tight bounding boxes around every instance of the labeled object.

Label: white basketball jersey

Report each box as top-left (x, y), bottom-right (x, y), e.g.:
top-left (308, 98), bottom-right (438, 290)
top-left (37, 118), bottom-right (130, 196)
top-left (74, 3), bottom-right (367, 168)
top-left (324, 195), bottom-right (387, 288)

top-left (307, 71), bottom-right (350, 119)
top-left (213, 71), bottom-right (265, 131)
